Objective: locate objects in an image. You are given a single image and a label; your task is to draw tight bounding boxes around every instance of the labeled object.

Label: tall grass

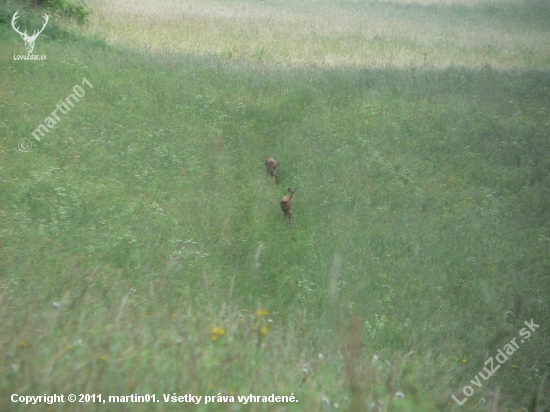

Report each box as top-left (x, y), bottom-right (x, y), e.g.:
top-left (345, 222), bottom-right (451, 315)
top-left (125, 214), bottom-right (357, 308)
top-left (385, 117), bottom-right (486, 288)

top-left (0, 0), bottom-right (549, 410)
top-left (84, 0), bottom-right (550, 69)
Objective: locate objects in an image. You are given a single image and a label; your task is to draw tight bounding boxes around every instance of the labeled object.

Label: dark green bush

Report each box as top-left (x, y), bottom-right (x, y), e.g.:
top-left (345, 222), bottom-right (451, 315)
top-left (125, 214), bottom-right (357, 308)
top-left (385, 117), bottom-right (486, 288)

top-left (35, 0), bottom-right (90, 24)
top-left (0, 0), bottom-right (90, 25)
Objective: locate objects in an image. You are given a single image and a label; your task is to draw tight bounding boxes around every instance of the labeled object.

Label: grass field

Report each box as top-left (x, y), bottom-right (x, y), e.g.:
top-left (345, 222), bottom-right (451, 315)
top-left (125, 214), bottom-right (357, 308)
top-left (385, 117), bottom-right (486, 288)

top-left (1, 0), bottom-right (549, 410)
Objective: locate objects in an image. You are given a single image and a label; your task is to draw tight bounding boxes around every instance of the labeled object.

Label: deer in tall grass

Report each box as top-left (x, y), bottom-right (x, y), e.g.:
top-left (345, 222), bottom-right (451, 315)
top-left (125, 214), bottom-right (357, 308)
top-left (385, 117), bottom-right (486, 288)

top-left (281, 188), bottom-right (297, 222)
top-left (265, 157), bottom-right (280, 184)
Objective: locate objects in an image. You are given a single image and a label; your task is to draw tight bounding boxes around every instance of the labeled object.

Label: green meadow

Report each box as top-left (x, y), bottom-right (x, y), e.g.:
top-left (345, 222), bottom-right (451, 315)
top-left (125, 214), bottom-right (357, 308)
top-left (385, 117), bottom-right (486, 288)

top-left (0, 0), bottom-right (549, 410)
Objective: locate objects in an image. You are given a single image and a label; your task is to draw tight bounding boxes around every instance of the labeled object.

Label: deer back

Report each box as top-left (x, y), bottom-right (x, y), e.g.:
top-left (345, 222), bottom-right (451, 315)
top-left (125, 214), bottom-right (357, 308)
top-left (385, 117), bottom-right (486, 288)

top-left (265, 157), bottom-right (280, 177)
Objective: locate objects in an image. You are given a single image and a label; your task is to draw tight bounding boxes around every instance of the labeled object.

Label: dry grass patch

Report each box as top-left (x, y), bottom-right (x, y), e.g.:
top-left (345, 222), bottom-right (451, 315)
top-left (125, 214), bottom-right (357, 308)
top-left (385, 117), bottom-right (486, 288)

top-left (84, 0), bottom-right (550, 69)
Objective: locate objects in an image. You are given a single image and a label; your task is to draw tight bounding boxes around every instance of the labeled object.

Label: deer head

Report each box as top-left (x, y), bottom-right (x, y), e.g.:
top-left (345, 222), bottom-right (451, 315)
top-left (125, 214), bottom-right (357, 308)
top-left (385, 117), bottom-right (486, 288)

top-left (12, 11), bottom-right (49, 54)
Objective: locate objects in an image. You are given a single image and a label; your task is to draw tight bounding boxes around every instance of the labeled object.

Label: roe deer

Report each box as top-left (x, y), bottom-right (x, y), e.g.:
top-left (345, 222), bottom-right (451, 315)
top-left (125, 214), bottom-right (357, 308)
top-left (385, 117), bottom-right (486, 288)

top-left (281, 187), bottom-right (297, 221)
top-left (265, 157), bottom-right (280, 184)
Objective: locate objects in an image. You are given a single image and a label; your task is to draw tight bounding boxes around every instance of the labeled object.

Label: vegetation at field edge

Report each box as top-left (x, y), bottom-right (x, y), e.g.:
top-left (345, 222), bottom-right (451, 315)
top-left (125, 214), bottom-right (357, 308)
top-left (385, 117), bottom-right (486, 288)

top-left (0, 0), bottom-right (549, 410)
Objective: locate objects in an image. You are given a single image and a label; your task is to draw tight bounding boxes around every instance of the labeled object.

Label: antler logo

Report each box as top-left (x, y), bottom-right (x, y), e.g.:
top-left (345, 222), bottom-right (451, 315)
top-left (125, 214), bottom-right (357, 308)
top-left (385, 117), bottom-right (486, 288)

top-left (11, 11), bottom-right (49, 54)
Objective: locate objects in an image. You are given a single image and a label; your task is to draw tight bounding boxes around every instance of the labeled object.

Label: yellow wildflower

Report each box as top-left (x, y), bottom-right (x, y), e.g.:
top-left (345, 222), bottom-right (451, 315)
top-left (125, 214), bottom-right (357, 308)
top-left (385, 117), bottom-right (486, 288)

top-left (255, 309), bottom-right (269, 317)
top-left (211, 326), bottom-right (226, 342)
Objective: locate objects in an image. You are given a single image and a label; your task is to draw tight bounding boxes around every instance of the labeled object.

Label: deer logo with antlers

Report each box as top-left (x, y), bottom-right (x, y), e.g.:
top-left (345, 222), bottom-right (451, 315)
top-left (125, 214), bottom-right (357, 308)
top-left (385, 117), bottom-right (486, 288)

top-left (12, 11), bottom-right (49, 54)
